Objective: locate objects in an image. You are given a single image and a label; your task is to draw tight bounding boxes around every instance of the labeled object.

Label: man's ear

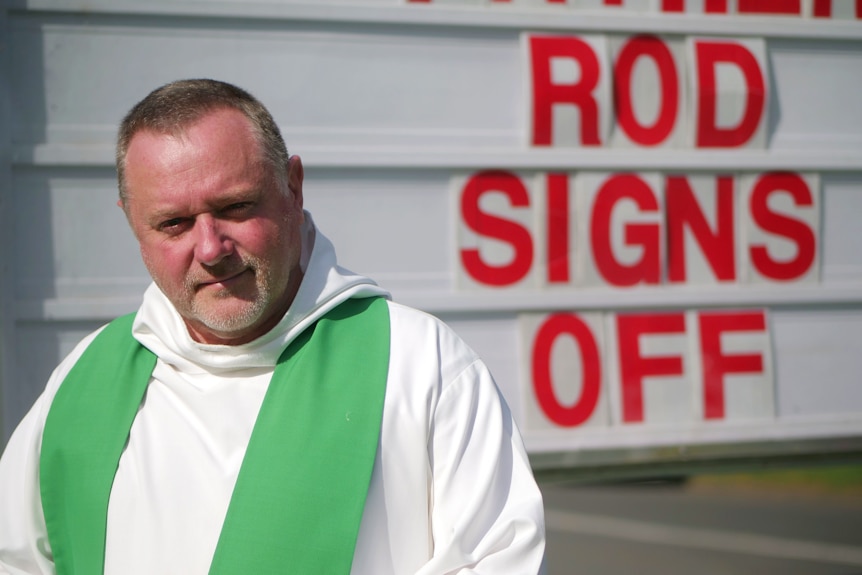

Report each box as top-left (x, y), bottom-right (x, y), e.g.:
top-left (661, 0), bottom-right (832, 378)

top-left (117, 198), bottom-right (129, 219)
top-left (287, 155), bottom-right (304, 209)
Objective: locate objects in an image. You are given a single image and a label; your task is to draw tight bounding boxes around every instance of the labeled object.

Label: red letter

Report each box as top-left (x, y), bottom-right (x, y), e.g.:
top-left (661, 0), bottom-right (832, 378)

top-left (737, 0), bottom-right (801, 14)
top-left (460, 171), bottom-right (534, 286)
top-left (532, 314), bottom-right (602, 427)
top-left (748, 173), bottom-right (816, 281)
top-left (529, 35), bottom-right (602, 146)
top-left (662, 0), bottom-right (728, 11)
top-left (617, 313), bottom-right (686, 423)
top-left (699, 311), bottom-right (766, 419)
top-left (614, 35), bottom-right (679, 146)
top-left (590, 174), bottom-right (661, 286)
top-left (695, 40), bottom-right (766, 148)
top-left (813, 0), bottom-right (862, 17)
top-left (547, 173), bottom-right (571, 284)
top-left (813, 0), bottom-right (831, 15)
top-left (666, 175), bottom-right (736, 283)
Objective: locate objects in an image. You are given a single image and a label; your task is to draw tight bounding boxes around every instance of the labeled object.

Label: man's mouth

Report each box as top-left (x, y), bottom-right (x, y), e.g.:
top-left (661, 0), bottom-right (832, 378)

top-left (197, 268), bottom-right (250, 290)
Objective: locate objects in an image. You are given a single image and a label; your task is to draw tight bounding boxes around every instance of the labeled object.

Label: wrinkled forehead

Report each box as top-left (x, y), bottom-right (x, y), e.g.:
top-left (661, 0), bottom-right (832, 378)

top-left (119, 107), bottom-right (287, 210)
top-left (123, 113), bottom-right (284, 210)
top-left (129, 109), bottom-right (265, 166)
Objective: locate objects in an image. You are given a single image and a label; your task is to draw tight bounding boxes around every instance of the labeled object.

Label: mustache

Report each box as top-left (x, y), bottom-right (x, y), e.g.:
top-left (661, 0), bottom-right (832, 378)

top-left (186, 256), bottom-right (257, 291)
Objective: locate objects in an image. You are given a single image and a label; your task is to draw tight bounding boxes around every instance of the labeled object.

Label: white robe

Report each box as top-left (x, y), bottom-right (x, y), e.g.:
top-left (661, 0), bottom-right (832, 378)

top-left (0, 219), bottom-right (546, 574)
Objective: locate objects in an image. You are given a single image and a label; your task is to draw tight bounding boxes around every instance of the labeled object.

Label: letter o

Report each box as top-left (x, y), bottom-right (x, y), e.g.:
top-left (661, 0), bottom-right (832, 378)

top-left (532, 313), bottom-right (602, 427)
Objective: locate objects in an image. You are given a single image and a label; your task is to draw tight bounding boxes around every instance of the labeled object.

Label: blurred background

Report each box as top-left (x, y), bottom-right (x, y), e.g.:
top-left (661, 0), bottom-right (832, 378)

top-left (540, 464), bottom-right (862, 573)
top-left (2, 1), bottom-right (861, 571)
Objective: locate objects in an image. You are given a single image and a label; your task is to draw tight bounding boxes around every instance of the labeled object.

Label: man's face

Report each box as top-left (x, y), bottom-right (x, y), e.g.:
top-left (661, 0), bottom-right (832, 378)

top-left (122, 107), bottom-right (305, 345)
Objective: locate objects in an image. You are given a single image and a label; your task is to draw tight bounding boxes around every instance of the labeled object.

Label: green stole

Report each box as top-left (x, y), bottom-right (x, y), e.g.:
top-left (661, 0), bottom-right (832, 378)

top-left (39, 297), bottom-right (390, 575)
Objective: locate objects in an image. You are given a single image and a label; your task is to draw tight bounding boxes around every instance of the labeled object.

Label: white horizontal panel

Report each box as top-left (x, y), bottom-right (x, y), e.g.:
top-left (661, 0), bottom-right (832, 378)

top-left (5, 2), bottom-right (862, 466)
top-left (12, 284), bottom-right (862, 322)
top-left (820, 174), bottom-right (862, 282)
top-left (17, 0), bottom-right (862, 39)
top-left (9, 15), bottom-right (862, 156)
top-left (445, 305), bottom-right (862, 450)
top-left (9, 303), bottom-right (862, 457)
top-left (768, 39), bottom-right (862, 150)
top-left (398, 284), bottom-right (862, 312)
top-left (772, 307), bottom-right (862, 419)
top-left (15, 143), bottom-right (862, 171)
top-left (525, 416), bottom-right (862, 459)
top-left (529, 434), bottom-right (862, 475)
top-left (10, 167), bottom-right (862, 315)
top-left (10, 167), bottom-right (147, 301)
top-left (10, 14), bottom-right (521, 151)
top-left (3, 319), bottom-right (107, 439)
top-left (15, 296), bottom-right (147, 322)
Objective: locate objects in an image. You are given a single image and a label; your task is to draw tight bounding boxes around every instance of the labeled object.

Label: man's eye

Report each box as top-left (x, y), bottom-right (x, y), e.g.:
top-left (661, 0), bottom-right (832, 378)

top-left (159, 218), bottom-right (189, 233)
top-left (223, 202), bottom-right (253, 216)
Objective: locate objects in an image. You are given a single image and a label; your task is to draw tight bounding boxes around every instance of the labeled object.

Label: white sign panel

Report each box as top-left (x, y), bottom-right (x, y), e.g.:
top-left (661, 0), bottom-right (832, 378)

top-left (2, 1), bottom-right (860, 474)
top-left (521, 308), bottom-right (774, 435)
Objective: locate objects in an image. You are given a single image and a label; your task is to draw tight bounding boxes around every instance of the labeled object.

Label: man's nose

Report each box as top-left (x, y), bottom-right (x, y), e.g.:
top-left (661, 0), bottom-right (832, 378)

top-left (194, 216), bottom-right (233, 266)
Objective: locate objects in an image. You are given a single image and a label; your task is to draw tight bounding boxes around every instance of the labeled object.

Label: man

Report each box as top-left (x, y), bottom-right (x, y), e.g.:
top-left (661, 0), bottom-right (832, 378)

top-left (0, 79), bottom-right (546, 574)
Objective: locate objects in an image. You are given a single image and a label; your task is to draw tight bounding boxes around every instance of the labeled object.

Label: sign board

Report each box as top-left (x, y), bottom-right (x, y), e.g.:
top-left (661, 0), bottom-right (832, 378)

top-left (1, 0), bottom-right (861, 477)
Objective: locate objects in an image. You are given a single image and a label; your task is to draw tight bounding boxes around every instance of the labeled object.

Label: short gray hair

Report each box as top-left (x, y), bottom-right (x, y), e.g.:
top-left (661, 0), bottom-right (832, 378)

top-left (116, 79), bottom-right (289, 204)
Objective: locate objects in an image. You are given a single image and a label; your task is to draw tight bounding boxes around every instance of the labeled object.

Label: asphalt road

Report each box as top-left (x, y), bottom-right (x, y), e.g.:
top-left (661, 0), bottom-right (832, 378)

top-left (540, 480), bottom-right (862, 575)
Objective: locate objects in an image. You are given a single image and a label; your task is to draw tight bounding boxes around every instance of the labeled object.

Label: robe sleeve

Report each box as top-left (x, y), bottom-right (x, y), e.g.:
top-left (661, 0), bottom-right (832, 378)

top-left (420, 358), bottom-right (547, 574)
top-left (0, 394), bottom-right (56, 575)
top-left (0, 330), bottom-right (104, 575)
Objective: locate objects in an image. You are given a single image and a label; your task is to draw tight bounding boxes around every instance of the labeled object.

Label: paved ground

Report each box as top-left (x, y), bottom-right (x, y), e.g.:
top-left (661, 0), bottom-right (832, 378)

top-left (540, 480), bottom-right (862, 575)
